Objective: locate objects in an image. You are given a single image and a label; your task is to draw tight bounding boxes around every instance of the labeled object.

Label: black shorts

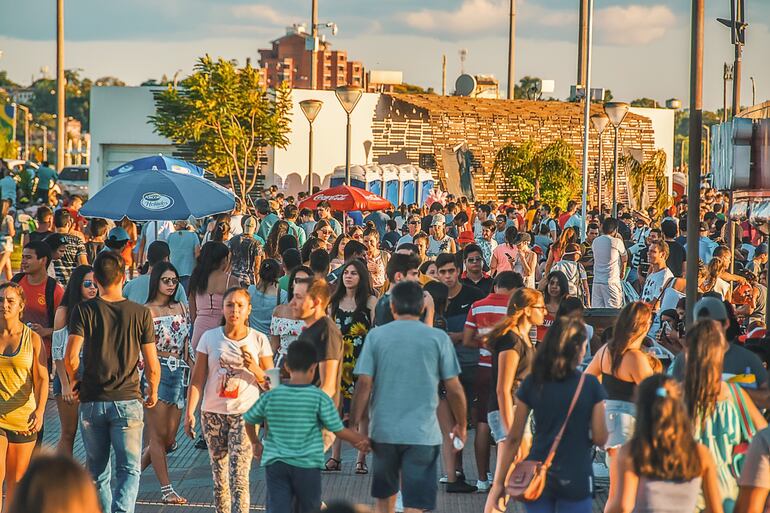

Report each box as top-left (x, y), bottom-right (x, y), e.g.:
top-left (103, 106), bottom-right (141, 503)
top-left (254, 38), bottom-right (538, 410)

top-left (371, 442), bottom-right (440, 511)
top-left (0, 426), bottom-right (37, 444)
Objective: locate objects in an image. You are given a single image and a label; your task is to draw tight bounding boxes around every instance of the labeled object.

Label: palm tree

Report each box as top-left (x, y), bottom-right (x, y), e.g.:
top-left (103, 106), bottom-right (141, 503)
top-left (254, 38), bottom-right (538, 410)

top-left (492, 139), bottom-right (580, 208)
top-left (619, 149), bottom-right (670, 215)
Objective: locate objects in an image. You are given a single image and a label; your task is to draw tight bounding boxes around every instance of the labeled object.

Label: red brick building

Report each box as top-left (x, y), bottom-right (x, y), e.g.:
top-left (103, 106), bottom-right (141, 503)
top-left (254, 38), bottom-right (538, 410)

top-left (258, 25), bottom-right (365, 90)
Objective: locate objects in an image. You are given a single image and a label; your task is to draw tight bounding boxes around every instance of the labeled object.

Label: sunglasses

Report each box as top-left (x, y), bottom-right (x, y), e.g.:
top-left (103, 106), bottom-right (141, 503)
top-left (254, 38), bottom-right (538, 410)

top-left (408, 221), bottom-right (419, 225)
top-left (161, 277), bottom-right (179, 286)
top-left (83, 280), bottom-right (97, 289)
top-left (466, 257), bottom-right (484, 263)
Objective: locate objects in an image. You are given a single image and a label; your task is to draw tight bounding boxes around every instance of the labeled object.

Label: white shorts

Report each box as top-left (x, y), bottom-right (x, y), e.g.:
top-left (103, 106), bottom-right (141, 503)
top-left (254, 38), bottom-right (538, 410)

top-left (592, 282), bottom-right (624, 309)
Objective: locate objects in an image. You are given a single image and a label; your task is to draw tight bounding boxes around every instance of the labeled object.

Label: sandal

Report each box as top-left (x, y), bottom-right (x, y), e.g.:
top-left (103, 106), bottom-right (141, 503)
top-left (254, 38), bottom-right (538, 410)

top-left (323, 457), bottom-right (342, 472)
top-left (160, 485), bottom-right (188, 505)
top-left (355, 461), bottom-right (369, 475)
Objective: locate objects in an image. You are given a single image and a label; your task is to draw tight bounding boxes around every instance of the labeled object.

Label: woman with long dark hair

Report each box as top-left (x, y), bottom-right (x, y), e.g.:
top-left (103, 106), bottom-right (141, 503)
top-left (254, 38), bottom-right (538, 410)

top-left (247, 259), bottom-right (287, 337)
top-left (185, 287), bottom-right (273, 513)
top-left (325, 259), bottom-right (376, 473)
top-left (140, 262), bottom-right (191, 504)
top-left (312, 219), bottom-right (335, 251)
top-left (536, 270), bottom-right (570, 343)
top-left (189, 242), bottom-right (237, 351)
top-left (264, 220), bottom-right (290, 260)
top-left (329, 234), bottom-right (350, 271)
top-left (0, 282), bottom-right (48, 511)
top-left (269, 266), bottom-right (311, 367)
top-left (301, 237), bottom-right (322, 265)
top-left (606, 375), bottom-right (723, 513)
top-left (363, 227), bottom-right (388, 292)
top-left (51, 265), bottom-right (97, 455)
top-left (585, 301), bottom-right (660, 511)
top-left (684, 320), bottom-right (767, 513)
top-left (486, 318), bottom-right (608, 513)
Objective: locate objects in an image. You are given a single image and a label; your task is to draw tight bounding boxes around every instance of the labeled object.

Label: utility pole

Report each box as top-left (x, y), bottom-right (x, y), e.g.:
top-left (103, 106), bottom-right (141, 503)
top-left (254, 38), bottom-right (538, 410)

top-left (685, 0), bottom-right (704, 328)
top-left (442, 54), bottom-right (447, 96)
top-left (579, 0), bottom-right (594, 241)
top-left (506, 0), bottom-right (515, 99)
top-left (718, 0), bottom-right (746, 118)
top-left (309, 0), bottom-right (318, 90)
top-left (577, 0), bottom-right (589, 87)
top-left (723, 63), bottom-right (732, 121)
top-left (56, 0), bottom-right (65, 171)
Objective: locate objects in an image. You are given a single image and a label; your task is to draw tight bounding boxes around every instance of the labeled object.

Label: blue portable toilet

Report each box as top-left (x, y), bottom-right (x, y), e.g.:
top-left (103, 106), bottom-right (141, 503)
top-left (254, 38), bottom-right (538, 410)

top-left (365, 165), bottom-right (384, 197)
top-left (381, 165), bottom-right (401, 206)
top-left (417, 167), bottom-right (435, 206)
top-left (330, 165), bottom-right (366, 189)
top-left (400, 165), bottom-right (417, 206)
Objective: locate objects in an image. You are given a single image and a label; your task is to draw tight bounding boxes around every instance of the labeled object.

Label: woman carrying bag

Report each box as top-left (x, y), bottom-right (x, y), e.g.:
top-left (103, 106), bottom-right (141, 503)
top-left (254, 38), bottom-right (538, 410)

top-left (486, 318), bottom-right (608, 513)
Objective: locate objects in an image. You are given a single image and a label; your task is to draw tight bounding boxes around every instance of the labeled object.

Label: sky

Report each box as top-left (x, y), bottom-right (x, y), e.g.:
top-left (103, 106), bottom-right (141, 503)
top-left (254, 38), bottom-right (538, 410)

top-left (0, 0), bottom-right (767, 112)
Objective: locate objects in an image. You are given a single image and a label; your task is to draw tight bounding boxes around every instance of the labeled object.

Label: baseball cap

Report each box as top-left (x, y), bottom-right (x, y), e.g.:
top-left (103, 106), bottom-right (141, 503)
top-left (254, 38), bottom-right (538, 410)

top-left (43, 233), bottom-right (68, 251)
top-left (457, 231), bottom-right (475, 244)
top-left (107, 227), bottom-right (130, 243)
top-left (431, 214), bottom-right (446, 226)
top-left (755, 243), bottom-right (768, 256)
top-left (693, 296), bottom-right (728, 322)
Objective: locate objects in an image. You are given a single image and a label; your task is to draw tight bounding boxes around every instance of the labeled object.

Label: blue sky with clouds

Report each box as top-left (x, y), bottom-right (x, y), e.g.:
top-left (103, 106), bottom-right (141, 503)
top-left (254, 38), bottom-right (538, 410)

top-left (0, 0), bottom-right (767, 110)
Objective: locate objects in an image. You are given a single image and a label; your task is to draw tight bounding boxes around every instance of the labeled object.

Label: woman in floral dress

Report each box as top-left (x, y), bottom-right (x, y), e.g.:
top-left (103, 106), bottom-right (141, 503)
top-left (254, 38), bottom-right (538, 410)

top-left (326, 258), bottom-right (377, 473)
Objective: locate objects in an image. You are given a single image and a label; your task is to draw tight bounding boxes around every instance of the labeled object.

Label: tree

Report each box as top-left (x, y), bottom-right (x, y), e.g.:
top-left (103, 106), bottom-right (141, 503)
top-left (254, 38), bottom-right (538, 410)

top-left (603, 89), bottom-right (614, 102)
top-left (514, 76), bottom-right (542, 99)
top-left (631, 98), bottom-right (659, 108)
top-left (619, 149), bottom-right (670, 214)
top-left (150, 56), bottom-right (292, 202)
top-left (492, 139), bottom-right (581, 208)
top-left (392, 82), bottom-right (434, 94)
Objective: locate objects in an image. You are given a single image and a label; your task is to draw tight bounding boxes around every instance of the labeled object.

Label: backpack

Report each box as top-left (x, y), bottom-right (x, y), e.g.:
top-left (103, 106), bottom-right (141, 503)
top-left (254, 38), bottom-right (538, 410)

top-left (11, 273), bottom-right (58, 328)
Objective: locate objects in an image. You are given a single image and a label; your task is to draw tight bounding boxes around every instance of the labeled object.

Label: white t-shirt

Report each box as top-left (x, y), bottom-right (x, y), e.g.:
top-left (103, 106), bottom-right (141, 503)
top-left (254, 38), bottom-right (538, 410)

top-left (197, 327), bottom-right (273, 415)
top-left (592, 234), bottom-right (627, 284)
top-left (640, 267), bottom-right (674, 306)
top-left (551, 260), bottom-right (587, 296)
top-left (712, 278), bottom-right (731, 300)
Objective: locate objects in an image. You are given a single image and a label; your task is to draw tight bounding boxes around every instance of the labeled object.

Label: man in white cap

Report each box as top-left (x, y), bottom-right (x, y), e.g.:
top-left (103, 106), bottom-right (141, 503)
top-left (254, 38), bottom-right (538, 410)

top-left (427, 214), bottom-right (456, 257)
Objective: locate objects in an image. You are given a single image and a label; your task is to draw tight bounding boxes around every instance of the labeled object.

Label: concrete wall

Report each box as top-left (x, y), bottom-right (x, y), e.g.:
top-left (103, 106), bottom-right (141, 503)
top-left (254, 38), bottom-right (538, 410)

top-left (269, 89), bottom-right (380, 195)
top-left (89, 86), bottom-right (175, 193)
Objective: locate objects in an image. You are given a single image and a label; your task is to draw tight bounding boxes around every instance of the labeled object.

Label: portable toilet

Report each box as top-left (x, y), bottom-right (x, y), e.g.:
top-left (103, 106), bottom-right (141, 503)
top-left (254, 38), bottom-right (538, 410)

top-left (400, 165), bottom-right (418, 206)
top-left (364, 165), bottom-right (384, 197)
top-left (330, 165), bottom-right (366, 189)
top-left (381, 164), bottom-right (401, 206)
top-left (417, 167), bottom-right (435, 206)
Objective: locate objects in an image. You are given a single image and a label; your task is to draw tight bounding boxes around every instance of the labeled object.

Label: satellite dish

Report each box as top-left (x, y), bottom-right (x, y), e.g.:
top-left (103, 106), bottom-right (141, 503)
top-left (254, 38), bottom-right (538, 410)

top-left (455, 74), bottom-right (477, 97)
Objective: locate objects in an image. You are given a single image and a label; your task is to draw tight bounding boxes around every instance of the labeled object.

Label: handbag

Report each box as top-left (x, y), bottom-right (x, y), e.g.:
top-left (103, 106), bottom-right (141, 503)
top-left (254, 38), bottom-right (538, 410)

top-left (728, 382), bottom-right (756, 479)
top-left (505, 373), bottom-right (586, 502)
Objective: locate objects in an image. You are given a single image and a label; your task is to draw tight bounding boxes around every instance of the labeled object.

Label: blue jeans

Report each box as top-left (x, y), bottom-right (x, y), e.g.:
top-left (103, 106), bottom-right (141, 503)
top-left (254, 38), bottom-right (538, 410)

top-left (525, 495), bottom-right (593, 513)
top-left (79, 400), bottom-right (144, 513)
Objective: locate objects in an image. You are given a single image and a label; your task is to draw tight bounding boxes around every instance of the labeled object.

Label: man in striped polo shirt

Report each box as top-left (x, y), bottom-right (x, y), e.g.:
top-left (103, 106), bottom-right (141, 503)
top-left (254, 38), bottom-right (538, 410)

top-left (462, 271), bottom-right (522, 492)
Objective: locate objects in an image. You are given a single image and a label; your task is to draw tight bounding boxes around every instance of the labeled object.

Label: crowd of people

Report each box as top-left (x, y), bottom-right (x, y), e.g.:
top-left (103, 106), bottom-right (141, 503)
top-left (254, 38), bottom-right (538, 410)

top-left (0, 179), bottom-right (768, 513)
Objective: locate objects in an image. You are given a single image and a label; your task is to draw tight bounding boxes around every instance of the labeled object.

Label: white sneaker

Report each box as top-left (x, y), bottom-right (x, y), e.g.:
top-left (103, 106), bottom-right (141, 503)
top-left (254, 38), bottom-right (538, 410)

top-left (487, 471), bottom-right (494, 482)
top-left (476, 479), bottom-right (491, 492)
top-left (395, 491), bottom-right (404, 513)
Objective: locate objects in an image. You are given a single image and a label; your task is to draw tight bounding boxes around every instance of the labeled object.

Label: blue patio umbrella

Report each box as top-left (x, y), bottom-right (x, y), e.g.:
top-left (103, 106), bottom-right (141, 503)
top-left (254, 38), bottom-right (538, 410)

top-left (80, 168), bottom-right (235, 221)
top-left (106, 155), bottom-right (205, 178)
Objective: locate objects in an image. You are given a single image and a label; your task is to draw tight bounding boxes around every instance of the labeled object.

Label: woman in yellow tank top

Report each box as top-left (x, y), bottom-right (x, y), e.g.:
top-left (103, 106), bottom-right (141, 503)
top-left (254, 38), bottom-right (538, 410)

top-left (0, 282), bottom-right (48, 511)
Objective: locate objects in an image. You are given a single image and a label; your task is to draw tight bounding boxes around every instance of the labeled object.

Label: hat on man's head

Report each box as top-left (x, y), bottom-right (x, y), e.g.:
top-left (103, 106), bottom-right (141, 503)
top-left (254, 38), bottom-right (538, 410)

top-left (693, 296), bottom-right (728, 322)
top-left (107, 227), bottom-right (130, 243)
top-left (43, 233), bottom-right (68, 251)
top-left (457, 231), bottom-right (475, 244)
top-left (755, 243), bottom-right (768, 257)
top-left (431, 214), bottom-right (446, 226)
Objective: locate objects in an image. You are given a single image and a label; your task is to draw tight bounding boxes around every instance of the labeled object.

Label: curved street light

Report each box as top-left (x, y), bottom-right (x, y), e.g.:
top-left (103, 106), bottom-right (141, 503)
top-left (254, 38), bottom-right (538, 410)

top-left (335, 86), bottom-right (363, 186)
top-left (299, 99), bottom-right (323, 193)
top-left (603, 102), bottom-right (630, 217)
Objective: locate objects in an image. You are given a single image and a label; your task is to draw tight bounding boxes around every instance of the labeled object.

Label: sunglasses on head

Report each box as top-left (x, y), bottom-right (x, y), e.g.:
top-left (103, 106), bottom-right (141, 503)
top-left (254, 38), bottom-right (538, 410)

top-left (161, 277), bottom-right (179, 286)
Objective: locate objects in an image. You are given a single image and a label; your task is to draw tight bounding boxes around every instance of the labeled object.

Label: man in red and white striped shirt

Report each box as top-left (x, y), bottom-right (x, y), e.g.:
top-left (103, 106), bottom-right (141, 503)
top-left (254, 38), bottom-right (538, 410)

top-left (461, 271), bottom-right (522, 491)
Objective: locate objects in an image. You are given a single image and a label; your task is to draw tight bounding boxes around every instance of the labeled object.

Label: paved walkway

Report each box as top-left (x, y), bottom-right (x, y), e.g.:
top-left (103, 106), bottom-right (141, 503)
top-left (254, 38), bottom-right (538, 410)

top-left (40, 399), bottom-right (608, 512)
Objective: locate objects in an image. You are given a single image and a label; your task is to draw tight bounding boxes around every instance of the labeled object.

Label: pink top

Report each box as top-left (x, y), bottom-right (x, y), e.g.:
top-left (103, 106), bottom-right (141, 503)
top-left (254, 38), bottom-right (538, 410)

top-left (492, 243), bottom-right (518, 273)
top-left (192, 291), bottom-right (224, 350)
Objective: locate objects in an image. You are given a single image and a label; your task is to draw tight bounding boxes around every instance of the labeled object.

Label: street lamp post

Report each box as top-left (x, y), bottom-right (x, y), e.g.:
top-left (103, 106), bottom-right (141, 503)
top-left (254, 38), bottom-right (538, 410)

top-left (334, 86), bottom-right (363, 186)
top-left (590, 113), bottom-right (610, 214)
top-left (603, 102), bottom-right (630, 218)
top-left (299, 99), bottom-right (323, 193)
top-left (578, 0), bottom-right (594, 241)
top-left (35, 124), bottom-right (48, 160)
top-left (12, 103), bottom-right (31, 161)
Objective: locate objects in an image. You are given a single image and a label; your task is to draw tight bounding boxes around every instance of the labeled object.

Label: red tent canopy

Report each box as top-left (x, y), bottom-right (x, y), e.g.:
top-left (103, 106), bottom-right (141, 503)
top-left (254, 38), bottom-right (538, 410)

top-left (298, 185), bottom-right (392, 211)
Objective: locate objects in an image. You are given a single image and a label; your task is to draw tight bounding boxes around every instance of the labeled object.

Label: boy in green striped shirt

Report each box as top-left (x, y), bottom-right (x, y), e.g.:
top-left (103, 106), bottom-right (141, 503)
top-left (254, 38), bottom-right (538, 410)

top-left (244, 339), bottom-right (369, 513)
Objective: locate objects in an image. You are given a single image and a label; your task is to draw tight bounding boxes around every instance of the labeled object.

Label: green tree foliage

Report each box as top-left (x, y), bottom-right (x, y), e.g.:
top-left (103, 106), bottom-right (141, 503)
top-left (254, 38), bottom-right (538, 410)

top-left (514, 76), bottom-right (542, 99)
top-left (492, 139), bottom-right (580, 208)
top-left (630, 98), bottom-right (659, 108)
top-left (392, 82), bottom-right (435, 94)
top-left (150, 56), bottom-right (292, 202)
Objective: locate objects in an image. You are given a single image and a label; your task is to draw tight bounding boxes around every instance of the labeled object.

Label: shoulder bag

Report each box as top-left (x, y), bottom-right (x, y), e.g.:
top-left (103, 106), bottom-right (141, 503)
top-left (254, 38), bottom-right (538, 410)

top-left (728, 382), bottom-right (756, 479)
top-left (506, 372), bottom-right (587, 502)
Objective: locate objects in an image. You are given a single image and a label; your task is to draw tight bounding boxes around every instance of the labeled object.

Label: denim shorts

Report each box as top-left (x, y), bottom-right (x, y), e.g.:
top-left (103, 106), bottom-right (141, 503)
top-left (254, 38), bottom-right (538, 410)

top-left (371, 442), bottom-right (440, 511)
top-left (142, 358), bottom-right (187, 409)
top-left (604, 400), bottom-right (636, 449)
top-left (52, 364), bottom-right (83, 397)
top-left (488, 409), bottom-right (533, 444)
